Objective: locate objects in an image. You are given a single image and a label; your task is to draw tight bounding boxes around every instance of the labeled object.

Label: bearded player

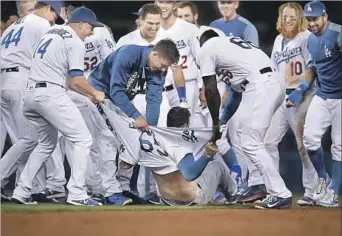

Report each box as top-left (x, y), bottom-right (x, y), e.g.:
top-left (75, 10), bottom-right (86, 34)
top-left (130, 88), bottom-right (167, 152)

top-left (264, 2), bottom-right (318, 207)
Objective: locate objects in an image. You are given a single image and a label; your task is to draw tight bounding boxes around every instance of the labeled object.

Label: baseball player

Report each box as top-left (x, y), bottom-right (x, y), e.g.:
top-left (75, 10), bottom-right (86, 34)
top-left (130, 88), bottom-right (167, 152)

top-left (175, 2), bottom-right (243, 204)
top-left (198, 30), bottom-right (293, 209)
top-left (115, 4), bottom-right (169, 199)
top-left (96, 104), bottom-right (237, 206)
top-left (11, 7), bottom-right (105, 206)
top-left (210, 1), bottom-right (258, 45)
top-left (16, 0), bottom-right (36, 17)
top-left (131, 7), bottom-right (142, 29)
top-left (0, 0), bottom-right (64, 201)
top-left (264, 2), bottom-right (319, 207)
top-left (156, 1), bottom-right (199, 125)
top-left (303, 1), bottom-right (341, 208)
top-left (208, 1), bottom-right (265, 202)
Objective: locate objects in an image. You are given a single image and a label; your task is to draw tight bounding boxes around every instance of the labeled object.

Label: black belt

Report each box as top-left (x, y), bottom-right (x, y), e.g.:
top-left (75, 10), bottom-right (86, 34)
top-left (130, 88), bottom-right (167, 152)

top-left (286, 88), bottom-right (295, 95)
top-left (259, 67), bottom-right (273, 74)
top-left (35, 82), bottom-right (47, 88)
top-left (1, 67), bottom-right (19, 73)
top-left (139, 84), bottom-right (174, 94)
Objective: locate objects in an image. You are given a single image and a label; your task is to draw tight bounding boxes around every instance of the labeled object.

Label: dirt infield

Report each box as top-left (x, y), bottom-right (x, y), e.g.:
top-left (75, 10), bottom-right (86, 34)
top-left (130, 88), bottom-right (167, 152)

top-left (2, 208), bottom-right (341, 236)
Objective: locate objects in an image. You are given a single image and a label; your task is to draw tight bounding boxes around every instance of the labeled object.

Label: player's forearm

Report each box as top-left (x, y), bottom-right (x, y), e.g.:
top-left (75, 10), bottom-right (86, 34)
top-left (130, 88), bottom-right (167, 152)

top-left (303, 69), bottom-right (315, 85)
top-left (203, 75), bottom-right (220, 126)
top-left (178, 153), bottom-right (212, 182)
top-left (220, 90), bottom-right (242, 125)
top-left (171, 66), bottom-right (186, 101)
top-left (67, 76), bottom-right (99, 98)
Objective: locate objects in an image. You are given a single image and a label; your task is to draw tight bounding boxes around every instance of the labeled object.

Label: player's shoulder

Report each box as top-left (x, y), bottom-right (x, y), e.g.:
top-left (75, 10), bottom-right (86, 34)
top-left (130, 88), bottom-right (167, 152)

top-left (328, 21), bottom-right (341, 33)
top-left (199, 25), bottom-right (225, 37)
top-left (177, 18), bottom-right (198, 31)
top-left (209, 18), bottom-right (224, 27)
top-left (117, 29), bottom-right (139, 47)
top-left (236, 15), bottom-right (255, 27)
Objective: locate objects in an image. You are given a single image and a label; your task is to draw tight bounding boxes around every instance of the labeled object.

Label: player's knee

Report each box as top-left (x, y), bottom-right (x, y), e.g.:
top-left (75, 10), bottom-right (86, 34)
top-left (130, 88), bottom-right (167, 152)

top-left (302, 129), bottom-right (321, 152)
top-left (331, 143), bottom-right (342, 161)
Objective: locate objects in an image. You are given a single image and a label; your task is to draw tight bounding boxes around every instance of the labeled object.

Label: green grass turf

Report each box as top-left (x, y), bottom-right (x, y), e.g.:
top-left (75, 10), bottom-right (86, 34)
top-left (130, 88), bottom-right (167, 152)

top-left (1, 195), bottom-right (322, 214)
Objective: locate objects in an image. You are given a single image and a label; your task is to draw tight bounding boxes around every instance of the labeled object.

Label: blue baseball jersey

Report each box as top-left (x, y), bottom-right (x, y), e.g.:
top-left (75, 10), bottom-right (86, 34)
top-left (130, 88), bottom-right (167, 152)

top-left (307, 21), bottom-right (342, 99)
top-left (209, 15), bottom-right (259, 46)
top-left (88, 45), bottom-right (165, 125)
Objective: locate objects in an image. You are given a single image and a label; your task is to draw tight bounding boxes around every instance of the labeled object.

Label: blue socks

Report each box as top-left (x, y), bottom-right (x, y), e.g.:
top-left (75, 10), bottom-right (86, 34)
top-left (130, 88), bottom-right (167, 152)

top-left (308, 147), bottom-right (327, 179)
top-left (221, 148), bottom-right (241, 176)
top-left (329, 160), bottom-right (341, 193)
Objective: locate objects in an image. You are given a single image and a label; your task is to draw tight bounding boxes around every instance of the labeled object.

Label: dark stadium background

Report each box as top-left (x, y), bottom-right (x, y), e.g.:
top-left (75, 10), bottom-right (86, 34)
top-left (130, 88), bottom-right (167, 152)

top-left (1, 1), bottom-right (341, 194)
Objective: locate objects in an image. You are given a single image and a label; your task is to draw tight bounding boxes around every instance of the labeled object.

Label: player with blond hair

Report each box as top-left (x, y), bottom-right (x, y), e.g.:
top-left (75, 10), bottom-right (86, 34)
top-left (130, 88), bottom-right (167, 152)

top-left (264, 2), bottom-right (318, 206)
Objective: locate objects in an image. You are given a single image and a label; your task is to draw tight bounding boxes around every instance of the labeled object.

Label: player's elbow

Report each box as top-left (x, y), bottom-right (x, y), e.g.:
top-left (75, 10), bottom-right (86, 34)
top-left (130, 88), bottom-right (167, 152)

top-left (67, 76), bottom-right (85, 91)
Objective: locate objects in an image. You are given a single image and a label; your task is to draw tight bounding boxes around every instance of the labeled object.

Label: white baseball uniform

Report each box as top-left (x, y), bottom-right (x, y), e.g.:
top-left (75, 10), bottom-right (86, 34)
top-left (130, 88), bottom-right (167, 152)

top-left (197, 36), bottom-right (292, 198)
top-left (160, 18), bottom-right (200, 124)
top-left (12, 25), bottom-right (93, 202)
top-left (265, 31), bottom-right (318, 198)
top-left (115, 28), bottom-right (168, 196)
top-left (95, 104), bottom-right (237, 205)
top-left (0, 14), bottom-right (51, 192)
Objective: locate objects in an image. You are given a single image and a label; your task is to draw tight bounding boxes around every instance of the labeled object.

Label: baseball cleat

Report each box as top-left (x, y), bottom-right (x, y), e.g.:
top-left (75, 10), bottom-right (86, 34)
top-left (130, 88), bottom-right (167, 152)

top-left (33, 188), bottom-right (66, 203)
top-left (237, 184), bottom-right (267, 204)
top-left (254, 195), bottom-right (292, 209)
top-left (316, 189), bottom-right (339, 208)
top-left (313, 176), bottom-right (331, 201)
top-left (91, 194), bottom-right (105, 204)
top-left (1, 188), bottom-right (10, 203)
top-left (297, 196), bottom-right (316, 206)
top-left (143, 191), bottom-right (161, 205)
top-left (11, 195), bottom-right (37, 205)
top-left (66, 198), bottom-right (102, 206)
top-left (212, 191), bottom-right (227, 204)
top-left (105, 193), bottom-right (133, 205)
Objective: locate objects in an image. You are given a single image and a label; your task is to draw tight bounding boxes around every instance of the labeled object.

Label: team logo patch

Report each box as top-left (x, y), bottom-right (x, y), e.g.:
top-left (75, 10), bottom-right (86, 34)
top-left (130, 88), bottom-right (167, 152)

top-left (182, 130), bottom-right (198, 143)
top-left (85, 42), bottom-right (95, 52)
top-left (176, 40), bottom-right (186, 49)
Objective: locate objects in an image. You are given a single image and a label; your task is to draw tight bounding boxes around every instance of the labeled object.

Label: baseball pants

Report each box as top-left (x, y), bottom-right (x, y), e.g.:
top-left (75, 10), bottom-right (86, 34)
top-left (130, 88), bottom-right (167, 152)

top-left (265, 90), bottom-right (318, 197)
top-left (237, 72), bottom-right (292, 198)
top-left (303, 96), bottom-right (341, 162)
top-left (13, 83), bottom-right (92, 201)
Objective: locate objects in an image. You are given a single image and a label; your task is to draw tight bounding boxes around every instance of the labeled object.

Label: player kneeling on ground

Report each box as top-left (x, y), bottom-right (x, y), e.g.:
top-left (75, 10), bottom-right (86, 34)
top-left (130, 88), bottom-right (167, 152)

top-left (117, 107), bottom-right (237, 206)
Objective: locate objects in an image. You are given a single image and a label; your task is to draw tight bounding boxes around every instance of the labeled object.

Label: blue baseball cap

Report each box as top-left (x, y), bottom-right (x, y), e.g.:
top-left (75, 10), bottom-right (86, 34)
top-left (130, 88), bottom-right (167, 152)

top-left (68, 7), bottom-right (103, 27)
top-left (131, 8), bottom-right (142, 17)
top-left (38, 0), bottom-right (64, 24)
top-left (304, 1), bottom-right (326, 17)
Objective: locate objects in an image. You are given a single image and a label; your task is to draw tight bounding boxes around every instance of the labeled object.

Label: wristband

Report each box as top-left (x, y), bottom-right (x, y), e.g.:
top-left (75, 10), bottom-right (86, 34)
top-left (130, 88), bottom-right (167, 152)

top-left (177, 86), bottom-right (186, 100)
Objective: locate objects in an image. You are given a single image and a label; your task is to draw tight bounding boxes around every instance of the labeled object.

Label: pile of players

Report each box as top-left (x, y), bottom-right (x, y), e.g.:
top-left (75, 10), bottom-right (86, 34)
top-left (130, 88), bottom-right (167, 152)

top-left (0, 0), bottom-right (340, 209)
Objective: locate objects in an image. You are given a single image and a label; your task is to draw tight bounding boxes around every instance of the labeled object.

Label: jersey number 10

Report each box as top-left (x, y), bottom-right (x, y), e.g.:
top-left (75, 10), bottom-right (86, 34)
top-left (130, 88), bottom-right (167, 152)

top-left (290, 61), bottom-right (303, 76)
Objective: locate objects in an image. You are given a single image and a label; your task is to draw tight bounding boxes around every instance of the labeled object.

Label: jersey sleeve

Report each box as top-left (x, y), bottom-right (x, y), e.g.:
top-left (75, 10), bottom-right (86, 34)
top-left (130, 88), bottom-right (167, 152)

top-left (243, 23), bottom-right (259, 46)
top-left (337, 27), bottom-right (342, 53)
top-left (198, 46), bottom-right (216, 77)
top-left (301, 33), bottom-right (314, 69)
top-left (270, 36), bottom-right (279, 69)
top-left (115, 35), bottom-right (128, 50)
top-left (67, 38), bottom-right (85, 73)
top-left (99, 27), bottom-right (116, 60)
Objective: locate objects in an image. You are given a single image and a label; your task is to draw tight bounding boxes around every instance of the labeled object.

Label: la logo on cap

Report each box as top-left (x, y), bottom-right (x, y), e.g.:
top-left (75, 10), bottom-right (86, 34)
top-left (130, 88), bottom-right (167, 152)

top-left (307, 4), bottom-right (312, 11)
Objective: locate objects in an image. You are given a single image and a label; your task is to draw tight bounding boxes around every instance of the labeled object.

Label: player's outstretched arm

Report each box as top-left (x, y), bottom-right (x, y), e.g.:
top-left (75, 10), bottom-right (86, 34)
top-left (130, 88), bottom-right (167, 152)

top-left (220, 87), bottom-right (242, 125)
top-left (286, 69), bottom-right (315, 107)
top-left (171, 65), bottom-right (187, 105)
top-left (178, 142), bottom-right (217, 182)
top-left (203, 74), bottom-right (221, 140)
top-left (67, 74), bottom-right (104, 103)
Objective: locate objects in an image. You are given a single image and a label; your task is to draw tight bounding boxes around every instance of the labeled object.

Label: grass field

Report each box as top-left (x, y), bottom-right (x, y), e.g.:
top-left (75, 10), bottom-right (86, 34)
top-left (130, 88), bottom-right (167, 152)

top-left (2, 195), bottom-right (340, 213)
